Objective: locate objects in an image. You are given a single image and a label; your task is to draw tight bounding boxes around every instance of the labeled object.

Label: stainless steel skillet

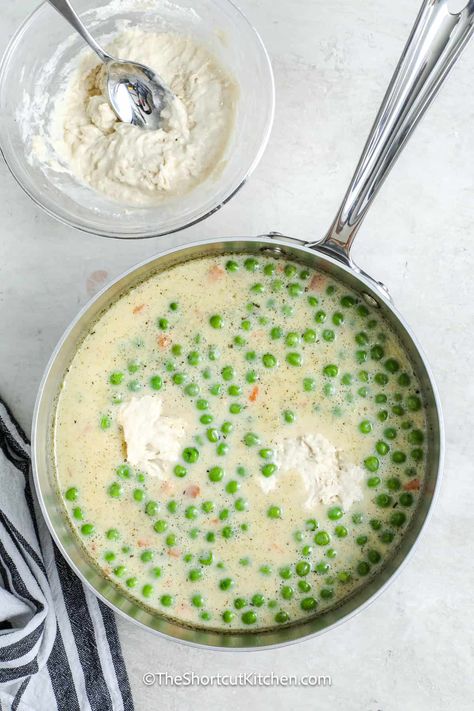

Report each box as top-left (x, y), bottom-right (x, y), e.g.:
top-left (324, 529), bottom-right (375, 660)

top-left (32, 0), bottom-right (473, 649)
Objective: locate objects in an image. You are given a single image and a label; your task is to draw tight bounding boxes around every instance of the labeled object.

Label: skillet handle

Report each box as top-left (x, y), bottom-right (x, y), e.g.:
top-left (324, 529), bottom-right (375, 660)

top-left (310, 0), bottom-right (474, 264)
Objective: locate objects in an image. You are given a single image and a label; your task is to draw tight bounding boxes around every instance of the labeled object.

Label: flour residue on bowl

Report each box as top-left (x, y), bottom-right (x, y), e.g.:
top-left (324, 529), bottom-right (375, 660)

top-left (32, 27), bottom-right (237, 206)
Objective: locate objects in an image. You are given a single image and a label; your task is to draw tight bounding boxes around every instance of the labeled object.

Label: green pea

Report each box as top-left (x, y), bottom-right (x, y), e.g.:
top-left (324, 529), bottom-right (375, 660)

top-left (323, 364), bottom-right (339, 377)
top-left (371, 345), bottom-right (384, 360)
top-left (303, 377), bottom-right (316, 392)
top-left (153, 520), bottom-right (167, 533)
top-left (113, 565), bottom-right (126, 577)
top-left (65, 487), bottom-right (78, 502)
top-left (160, 594), bottom-right (173, 607)
top-left (226, 259), bottom-right (239, 272)
top-left (209, 466), bottom-right (224, 482)
top-left (182, 447), bottom-right (199, 463)
top-left (285, 332), bottom-right (300, 347)
top-left (281, 585), bottom-right (294, 600)
top-left (392, 451), bottom-right (407, 464)
top-left (300, 597), bottom-right (317, 612)
top-left (376, 441), bottom-right (390, 456)
top-left (366, 550), bottom-right (380, 565)
top-left (209, 314), bottom-right (223, 329)
top-left (100, 415), bottom-right (112, 430)
top-left (235, 497), bottom-right (248, 512)
top-left (106, 528), bottom-right (119, 541)
top-left (259, 564), bottom-right (272, 576)
top-left (222, 610), bottom-right (235, 623)
top-left (229, 403), bottom-right (242, 415)
top-left (208, 346), bottom-right (220, 361)
top-left (359, 420), bottom-right (372, 434)
top-left (174, 464), bottom-right (187, 478)
top-left (187, 351), bottom-right (200, 366)
top-left (384, 358), bottom-right (400, 373)
top-left (322, 329), bottom-right (335, 342)
top-left (261, 463), bottom-right (277, 478)
top-left (375, 393), bottom-right (387, 403)
top-left (149, 375), bottom-right (162, 391)
top-left (380, 530), bottom-right (395, 544)
top-left (199, 552), bottom-right (213, 566)
top-left (314, 531), bottom-right (330, 546)
top-left (364, 456), bottom-right (380, 472)
top-left (109, 371), bottom-right (124, 385)
top-left (221, 366), bottom-right (234, 382)
top-left (378, 410), bottom-right (389, 422)
top-left (188, 569), bottom-right (203, 582)
top-left (376, 493), bottom-right (392, 508)
top-left (81, 523), bottom-right (95, 536)
top-left (400, 492), bottom-right (414, 507)
top-left (367, 476), bottom-right (381, 488)
top-left (216, 442), bottom-right (229, 456)
top-left (283, 409), bottom-right (295, 424)
top-left (409, 429), bottom-right (424, 445)
top-left (356, 535), bottom-right (368, 546)
top-left (390, 511), bottom-right (407, 527)
top-left (196, 398), bottom-right (209, 411)
top-left (108, 482), bottom-right (123, 499)
top-left (241, 610), bottom-right (257, 625)
top-left (104, 551), bottom-right (115, 563)
top-left (370, 519), bottom-right (382, 531)
top-left (219, 577), bottom-right (234, 591)
top-left (374, 373), bottom-right (389, 386)
top-left (141, 584), bottom-right (153, 599)
top-left (298, 580), bottom-right (311, 593)
top-left (316, 561), bottom-right (330, 574)
top-left (185, 506), bottom-right (199, 520)
top-left (320, 588), bottom-right (334, 600)
top-left (72, 507), bottom-right (84, 520)
top-left (140, 550), bottom-right (154, 563)
top-left (407, 395), bottom-right (422, 411)
top-left (267, 505), bottom-right (282, 519)
top-left (339, 294), bottom-right (355, 307)
top-left (244, 258), bottom-right (259, 272)
top-left (296, 561), bottom-right (310, 576)
top-left (225, 480), bottom-right (239, 494)
top-left (262, 353), bottom-right (277, 368)
top-left (386, 477), bottom-right (401, 491)
top-left (286, 352), bottom-right (302, 366)
top-left (314, 310), bottom-right (326, 323)
top-left (327, 506), bottom-right (343, 521)
top-left (335, 525), bottom-right (348, 538)
top-left (288, 283), bottom-right (303, 297)
top-left (357, 561), bottom-right (371, 576)
top-left (145, 500), bottom-right (158, 516)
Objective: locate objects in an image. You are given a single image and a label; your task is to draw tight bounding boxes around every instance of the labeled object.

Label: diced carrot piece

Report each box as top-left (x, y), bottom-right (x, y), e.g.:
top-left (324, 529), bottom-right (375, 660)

top-left (185, 484), bottom-right (200, 498)
top-left (208, 264), bottom-right (225, 281)
top-left (249, 386), bottom-right (259, 402)
top-left (309, 272), bottom-right (326, 291)
top-left (168, 548), bottom-right (181, 558)
top-left (403, 478), bottom-right (421, 491)
top-left (133, 304), bottom-right (145, 314)
top-left (157, 334), bottom-right (171, 348)
top-left (137, 539), bottom-right (151, 548)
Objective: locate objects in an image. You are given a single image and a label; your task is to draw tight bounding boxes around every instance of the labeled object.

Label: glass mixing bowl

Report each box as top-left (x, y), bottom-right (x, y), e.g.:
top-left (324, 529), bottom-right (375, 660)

top-left (0, 0), bottom-right (274, 238)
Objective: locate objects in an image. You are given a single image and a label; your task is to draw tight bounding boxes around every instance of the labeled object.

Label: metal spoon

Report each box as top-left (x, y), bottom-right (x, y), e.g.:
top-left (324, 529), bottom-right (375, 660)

top-left (48, 0), bottom-right (174, 130)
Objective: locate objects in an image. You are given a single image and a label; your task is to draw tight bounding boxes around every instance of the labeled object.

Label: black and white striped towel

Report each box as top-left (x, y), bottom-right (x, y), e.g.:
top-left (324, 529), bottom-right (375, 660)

top-left (0, 400), bottom-right (134, 711)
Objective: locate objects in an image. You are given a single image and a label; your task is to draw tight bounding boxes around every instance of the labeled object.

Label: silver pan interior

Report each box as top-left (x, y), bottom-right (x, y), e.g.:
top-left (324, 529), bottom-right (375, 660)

top-left (32, 236), bottom-right (444, 650)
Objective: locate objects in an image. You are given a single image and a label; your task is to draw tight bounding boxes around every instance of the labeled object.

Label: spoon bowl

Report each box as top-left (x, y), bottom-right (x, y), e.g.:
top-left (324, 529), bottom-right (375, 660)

top-left (106, 59), bottom-right (174, 129)
top-left (48, 0), bottom-right (173, 129)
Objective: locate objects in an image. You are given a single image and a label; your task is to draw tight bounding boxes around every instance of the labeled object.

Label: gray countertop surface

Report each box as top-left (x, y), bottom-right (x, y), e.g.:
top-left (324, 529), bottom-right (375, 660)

top-left (1, 1), bottom-right (473, 709)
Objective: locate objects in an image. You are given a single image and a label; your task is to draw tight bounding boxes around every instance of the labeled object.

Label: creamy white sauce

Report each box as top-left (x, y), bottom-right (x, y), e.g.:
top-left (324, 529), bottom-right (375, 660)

top-left (42, 29), bottom-right (238, 205)
top-left (117, 395), bottom-right (185, 478)
top-left (271, 434), bottom-right (364, 510)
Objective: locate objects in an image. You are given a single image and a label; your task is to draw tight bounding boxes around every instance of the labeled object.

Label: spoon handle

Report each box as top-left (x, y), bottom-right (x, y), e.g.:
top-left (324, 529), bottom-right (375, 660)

top-left (47, 0), bottom-right (110, 64)
top-left (313, 0), bottom-right (474, 263)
